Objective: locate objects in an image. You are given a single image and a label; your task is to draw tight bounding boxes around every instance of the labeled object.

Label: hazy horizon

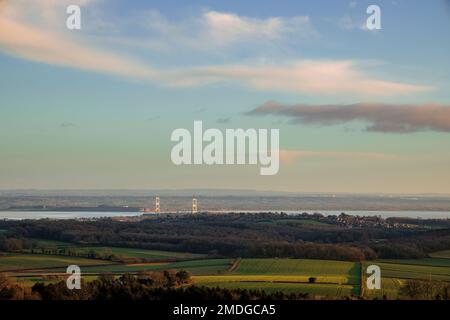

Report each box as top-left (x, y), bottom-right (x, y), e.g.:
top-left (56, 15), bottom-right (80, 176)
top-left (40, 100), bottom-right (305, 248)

top-left (2, 188), bottom-right (450, 198)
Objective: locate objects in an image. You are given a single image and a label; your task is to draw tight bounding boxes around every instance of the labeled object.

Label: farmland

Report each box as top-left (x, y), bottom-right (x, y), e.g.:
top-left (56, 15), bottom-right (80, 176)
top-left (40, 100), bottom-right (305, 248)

top-left (362, 255), bottom-right (450, 299)
top-left (372, 262), bottom-right (450, 282)
top-left (0, 253), bottom-right (111, 272)
top-left (378, 258), bottom-right (450, 268)
top-left (2, 249), bottom-right (450, 299)
top-left (193, 280), bottom-right (355, 296)
top-left (28, 238), bottom-right (72, 247)
top-left (233, 259), bottom-right (359, 283)
top-left (19, 239), bottom-right (206, 262)
top-left (193, 258), bottom-right (361, 297)
top-left (64, 246), bottom-right (206, 261)
top-left (77, 258), bottom-right (232, 275)
top-left (193, 257), bottom-right (450, 298)
top-left (430, 250), bottom-right (450, 259)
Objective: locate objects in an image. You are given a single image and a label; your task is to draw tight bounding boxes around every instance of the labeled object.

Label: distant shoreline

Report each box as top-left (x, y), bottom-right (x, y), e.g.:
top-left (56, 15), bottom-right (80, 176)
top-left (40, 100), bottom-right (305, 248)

top-left (1, 209), bottom-right (450, 220)
top-left (2, 206), bottom-right (141, 212)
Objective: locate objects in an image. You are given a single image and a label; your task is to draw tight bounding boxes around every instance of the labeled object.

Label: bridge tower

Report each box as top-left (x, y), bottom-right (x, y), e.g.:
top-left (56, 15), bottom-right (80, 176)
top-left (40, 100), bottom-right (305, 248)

top-left (192, 197), bottom-right (198, 214)
top-left (155, 196), bottom-right (160, 213)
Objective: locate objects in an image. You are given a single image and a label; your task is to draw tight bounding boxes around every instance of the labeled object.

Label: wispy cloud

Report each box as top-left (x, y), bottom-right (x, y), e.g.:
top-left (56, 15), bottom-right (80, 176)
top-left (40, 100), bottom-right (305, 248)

top-left (203, 11), bottom-right (316, 45)
top-left (280, 149), bottom-right (395, 164)
top-left (249, 102), bottom-right (450, 133)
top-left (190, 60), bottom-right (431, 96)
top-left (0, 0), bottom-right (158, 79)
top-left (108, 9), bottom-right (318, 53)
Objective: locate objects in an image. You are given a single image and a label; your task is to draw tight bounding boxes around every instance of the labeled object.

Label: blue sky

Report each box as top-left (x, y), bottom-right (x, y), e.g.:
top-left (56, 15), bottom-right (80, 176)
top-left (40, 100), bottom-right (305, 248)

top-left (0, 0), bottom-right (449, 193)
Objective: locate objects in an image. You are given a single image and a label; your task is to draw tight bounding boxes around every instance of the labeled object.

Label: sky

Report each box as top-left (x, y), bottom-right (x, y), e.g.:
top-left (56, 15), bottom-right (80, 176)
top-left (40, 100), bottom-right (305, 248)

top-left (0, 0), bottom-right (450, 194)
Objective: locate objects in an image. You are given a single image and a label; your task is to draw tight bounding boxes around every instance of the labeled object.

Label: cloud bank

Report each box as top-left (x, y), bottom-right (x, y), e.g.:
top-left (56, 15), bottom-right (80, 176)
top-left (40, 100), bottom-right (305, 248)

top-left (249, 102), bottom-right (450, 133)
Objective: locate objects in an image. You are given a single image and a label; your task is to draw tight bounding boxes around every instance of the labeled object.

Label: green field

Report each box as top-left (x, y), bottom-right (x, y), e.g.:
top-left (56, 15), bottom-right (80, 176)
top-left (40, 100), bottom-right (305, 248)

top-left (378, 258), bottom-right (450, 268)
top-left (362, 258), bottom-right (450, 299)
top-left (374, 261), bottom-right (450, 281)
top-left (21, 243), bottom-right (206, 262)
top-left (71, 246), bottom-right (206, 261)
top-left (233, 259), bottom-right (360, 284)
top-left (194, 280), bottom-right (354, 296)
top-left (0, 253), bottom-right (112, 272)
top-left (29, 239), bottom-right (73, 247)
top-left (430, 250), bottom-right (450, 259)
top-left (69, 258), bottom-right (232, 275)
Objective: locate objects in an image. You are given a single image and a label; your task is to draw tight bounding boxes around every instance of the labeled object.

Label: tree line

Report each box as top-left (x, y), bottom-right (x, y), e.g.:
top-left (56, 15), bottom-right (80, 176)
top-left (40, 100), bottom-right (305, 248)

top-left (0, 213), bottom-right (449, 261)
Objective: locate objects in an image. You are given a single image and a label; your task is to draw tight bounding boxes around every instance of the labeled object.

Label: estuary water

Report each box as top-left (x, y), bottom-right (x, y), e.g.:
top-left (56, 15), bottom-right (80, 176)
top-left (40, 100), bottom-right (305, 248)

top-left (0, 211), bottom-right (141, 220)
top-left (0, 210), bottom-right (449, 220)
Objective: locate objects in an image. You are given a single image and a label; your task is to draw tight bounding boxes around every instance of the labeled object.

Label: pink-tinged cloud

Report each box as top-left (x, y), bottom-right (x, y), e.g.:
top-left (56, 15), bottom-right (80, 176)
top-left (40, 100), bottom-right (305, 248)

top-left (0, 0), bottom-right (160, 80)
top-left (0, 16), bottom-right (156, 79)
top-left (280, 150), bottom-right (396, 165)
top-left (249, 102), bottom-right (450, 133)
top-left (194, 61), bottom-right (432, 97)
